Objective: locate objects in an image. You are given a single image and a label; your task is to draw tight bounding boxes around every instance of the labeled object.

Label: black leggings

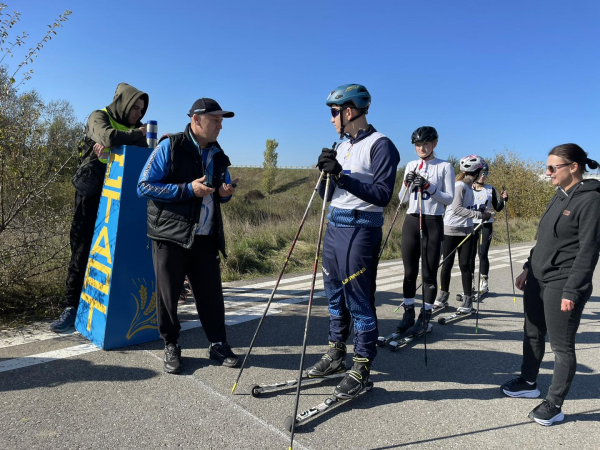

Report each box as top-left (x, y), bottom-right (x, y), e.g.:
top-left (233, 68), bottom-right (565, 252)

top-left (440, 234), bottom-right (476, 295)
top-left (401, 214), bottom-right (443, 305)
top-left (470, 222), bottom-right (493, 277)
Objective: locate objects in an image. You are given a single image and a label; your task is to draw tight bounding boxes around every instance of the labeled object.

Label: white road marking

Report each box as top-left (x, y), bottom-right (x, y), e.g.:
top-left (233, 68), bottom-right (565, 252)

top-left (0, 244), bottom-right (534, 370)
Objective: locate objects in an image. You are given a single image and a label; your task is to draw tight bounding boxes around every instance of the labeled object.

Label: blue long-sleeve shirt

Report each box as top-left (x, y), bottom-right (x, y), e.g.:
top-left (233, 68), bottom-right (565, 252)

top-left (137, 131), bottom-right (231, 234)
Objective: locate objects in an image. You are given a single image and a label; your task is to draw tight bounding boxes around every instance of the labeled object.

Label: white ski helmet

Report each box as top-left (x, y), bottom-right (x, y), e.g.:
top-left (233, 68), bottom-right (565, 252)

top-left (460, 155), bottom-right (487, 173)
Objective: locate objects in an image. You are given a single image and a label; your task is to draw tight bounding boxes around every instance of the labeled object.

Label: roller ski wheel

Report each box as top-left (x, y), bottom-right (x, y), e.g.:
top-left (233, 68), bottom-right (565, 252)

top-left (250, 384), bottom-right (261, 398)
top-left (284, 381), bottom-right (374, 432)
top-left (438, 317), bottom-right (447, 325)
top-left (283, 415), bottom-right (295, 433)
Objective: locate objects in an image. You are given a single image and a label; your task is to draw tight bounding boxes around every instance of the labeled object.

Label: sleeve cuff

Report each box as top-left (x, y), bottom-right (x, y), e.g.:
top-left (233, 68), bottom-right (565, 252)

top-left (562, 291), bottom-right (579, 303)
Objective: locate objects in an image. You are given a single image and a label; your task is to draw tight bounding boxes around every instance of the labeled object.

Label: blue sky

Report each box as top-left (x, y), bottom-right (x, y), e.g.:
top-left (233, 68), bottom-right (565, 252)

top-left (6, 0), bottom-right (600, 169)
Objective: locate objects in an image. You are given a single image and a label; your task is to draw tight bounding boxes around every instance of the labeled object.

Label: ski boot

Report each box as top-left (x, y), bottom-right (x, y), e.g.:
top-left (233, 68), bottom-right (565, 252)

top-left (306, 341), bottom-right (347, 378)
top-left (433, 291), bottom-right (449, 310)
top-left (479, 275), bottom-right (489, 295)
top-left (408, 308), bottom-right (432, 337)
top-left (395, 304), bottom-right (415, 334)
top-left (457, 295), bottom-right (474, 314)
top-left (333, 355), bottom-right (370, 399)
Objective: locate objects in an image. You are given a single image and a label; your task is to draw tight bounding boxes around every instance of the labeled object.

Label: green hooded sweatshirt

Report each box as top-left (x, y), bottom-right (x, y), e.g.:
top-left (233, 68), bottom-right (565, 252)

top-left (80, 83), bottom-right (149, 165)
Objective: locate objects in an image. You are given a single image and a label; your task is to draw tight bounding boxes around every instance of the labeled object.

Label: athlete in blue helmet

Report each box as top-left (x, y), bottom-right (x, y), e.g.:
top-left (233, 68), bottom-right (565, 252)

top-left (306, 84), bottom-right (400, 399)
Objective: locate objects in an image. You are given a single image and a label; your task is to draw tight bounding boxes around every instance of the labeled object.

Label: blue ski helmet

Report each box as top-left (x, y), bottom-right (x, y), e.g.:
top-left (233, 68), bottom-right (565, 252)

top-left (326, 84), bottom-right (371, 109)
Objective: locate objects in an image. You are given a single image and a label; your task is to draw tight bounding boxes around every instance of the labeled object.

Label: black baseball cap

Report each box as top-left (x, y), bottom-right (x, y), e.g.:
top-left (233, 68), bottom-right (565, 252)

top-left (188, 98), bottom-right (234, 118)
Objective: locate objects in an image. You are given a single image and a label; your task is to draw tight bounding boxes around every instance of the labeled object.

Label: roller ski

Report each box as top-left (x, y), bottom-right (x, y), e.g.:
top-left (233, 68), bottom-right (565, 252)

top-left (438, 295), bottom-right (476, 325)
top-left (252, 341), bottom-right (348, 397)
top-left (389, 308), bottom-right (433, 351)
top-left (283, 356), bottom-right (373, 432)
top-left (377, 303), bottom-right (414, 347)
top-left (249, 372), bottom-right (346, 397)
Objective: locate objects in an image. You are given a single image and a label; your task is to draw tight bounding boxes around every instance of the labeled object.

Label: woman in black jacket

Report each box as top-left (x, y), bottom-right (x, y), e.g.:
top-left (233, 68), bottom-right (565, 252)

top-left (501, 143), bottom-right (600, 426)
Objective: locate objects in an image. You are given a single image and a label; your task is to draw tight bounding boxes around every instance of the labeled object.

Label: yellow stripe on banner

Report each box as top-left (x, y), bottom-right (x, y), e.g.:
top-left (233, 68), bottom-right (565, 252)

top-left (81, 292), bottom-right (108, 331)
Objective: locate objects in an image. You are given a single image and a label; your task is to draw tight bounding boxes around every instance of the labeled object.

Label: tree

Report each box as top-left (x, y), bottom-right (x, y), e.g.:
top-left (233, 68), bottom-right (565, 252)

top-left (0, 4), bottom-right (76, 316)
top-left (262, 138), bottom-right (279, 195)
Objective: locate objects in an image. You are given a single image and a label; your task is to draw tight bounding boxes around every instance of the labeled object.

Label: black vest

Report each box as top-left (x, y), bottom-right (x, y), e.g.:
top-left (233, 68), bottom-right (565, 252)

top-left (146, 124), bottom-right (231, 255)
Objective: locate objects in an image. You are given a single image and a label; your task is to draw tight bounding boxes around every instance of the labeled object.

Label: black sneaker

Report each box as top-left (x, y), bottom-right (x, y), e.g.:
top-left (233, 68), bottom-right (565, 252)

top-left (396, 304), bottom-right (415, 334)
top-left (306, 341), bottom-right (347, 378)
top-left (408, 308), bottom-right (432, 336)
top-left (49, 307), bottom-right (77, 332)
top-left (164, 343), bottom-right (182, 374)
top-left (528, 400), bottom-right (564, 426)
top-left (333, 356), bottom-right (370, 400)
top-left (208, 342), bottom-right (239, 368)
top-left (501, 377), bottom-right (540, 398)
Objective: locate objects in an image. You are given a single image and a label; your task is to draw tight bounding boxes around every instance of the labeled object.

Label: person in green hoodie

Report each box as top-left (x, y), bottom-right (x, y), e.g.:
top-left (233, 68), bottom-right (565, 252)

top-left (50, 83), bottom-right (149, 332)
top-left (501, 143), bottom-right (600, 426)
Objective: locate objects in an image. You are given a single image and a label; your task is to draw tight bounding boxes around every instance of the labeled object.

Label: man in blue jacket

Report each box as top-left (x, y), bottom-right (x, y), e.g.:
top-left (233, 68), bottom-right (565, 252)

top-left (138, 98), bottom-right (238, 374)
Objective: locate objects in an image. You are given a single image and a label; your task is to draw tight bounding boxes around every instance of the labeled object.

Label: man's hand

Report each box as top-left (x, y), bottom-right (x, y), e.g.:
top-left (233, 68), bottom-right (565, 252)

top-left (191, 175), bottom-right (215, 198)
top-left (317, 148), bottom-right (342, 174)
top-left (482, 210), bottom-right (493, 222)
top-left (561, 299), bottom-right (575, 312)
top-left (93, 143), bottom-right (109, 158)
top-left (515, 268), bottom-right (528, 291)
top-left (501, 189), bottom-right (509, 202)
top-left (138, 125), bottom-right (147, 136)
top-left (219, 178), bottom-right (239, 197)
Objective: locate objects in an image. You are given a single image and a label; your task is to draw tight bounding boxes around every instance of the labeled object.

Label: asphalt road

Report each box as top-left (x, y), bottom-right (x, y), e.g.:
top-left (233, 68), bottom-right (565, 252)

top-left (1, 242), bottom-right (599, 450)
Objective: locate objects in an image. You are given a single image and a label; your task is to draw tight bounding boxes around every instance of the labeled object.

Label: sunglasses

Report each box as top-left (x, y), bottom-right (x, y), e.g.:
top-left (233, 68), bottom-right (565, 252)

top-left (330, 108), bottom-right (341, 118)
top-left (546, 162), bottom-right (572, 173)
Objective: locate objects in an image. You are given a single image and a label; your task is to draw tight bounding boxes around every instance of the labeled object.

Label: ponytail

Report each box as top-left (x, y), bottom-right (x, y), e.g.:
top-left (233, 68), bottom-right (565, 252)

top-left (586, 158), bottom-right (599, 171)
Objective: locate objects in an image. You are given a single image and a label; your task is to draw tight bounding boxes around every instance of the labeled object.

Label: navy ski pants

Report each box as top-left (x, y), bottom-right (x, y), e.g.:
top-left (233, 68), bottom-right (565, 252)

top-left (322, 225), bottom-right (382, 361)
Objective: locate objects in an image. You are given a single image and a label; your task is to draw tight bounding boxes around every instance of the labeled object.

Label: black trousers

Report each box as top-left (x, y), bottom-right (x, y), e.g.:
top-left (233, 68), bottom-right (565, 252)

top-left (520, 272), bottom-right (590, 406)
top-left (470, 222), bottom-right (493, 277)
top-left (152, 235), bottom-right (227, 345)
top-left (401, 214), bottom-right (444, 304)
top-left (440, 234), bottom-right (475, 295)
top-left (65, 191), bottom-right (102, 308)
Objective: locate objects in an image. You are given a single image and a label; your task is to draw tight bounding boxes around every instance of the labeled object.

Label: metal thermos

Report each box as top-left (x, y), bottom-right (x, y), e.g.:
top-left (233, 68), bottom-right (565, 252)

top-left (146, 120), bottom-right (158, 148)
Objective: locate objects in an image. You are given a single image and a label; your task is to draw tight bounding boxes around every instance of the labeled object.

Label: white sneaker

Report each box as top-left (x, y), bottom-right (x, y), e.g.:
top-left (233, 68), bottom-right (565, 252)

top-left (480, 277), bottom-right (489, 294)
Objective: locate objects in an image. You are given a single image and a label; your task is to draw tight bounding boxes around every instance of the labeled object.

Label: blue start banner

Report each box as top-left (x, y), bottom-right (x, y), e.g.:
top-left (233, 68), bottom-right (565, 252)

top-left (75, 146), bottom-right (159, 349)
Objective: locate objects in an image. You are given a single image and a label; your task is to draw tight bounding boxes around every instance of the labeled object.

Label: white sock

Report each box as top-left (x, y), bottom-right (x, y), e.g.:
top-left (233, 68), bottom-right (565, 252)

top-left (404, 298), bottom-right (415, 306)
top-left (424, 303), bottom-right (434, 311)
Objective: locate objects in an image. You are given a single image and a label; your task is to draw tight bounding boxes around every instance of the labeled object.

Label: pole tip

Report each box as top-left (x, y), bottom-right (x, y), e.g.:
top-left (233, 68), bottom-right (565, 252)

top-left (231, 383), bottom-right (237, 394)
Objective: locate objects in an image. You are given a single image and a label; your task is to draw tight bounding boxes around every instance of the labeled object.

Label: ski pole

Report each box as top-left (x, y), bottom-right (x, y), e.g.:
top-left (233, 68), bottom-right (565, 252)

top-left (378, 179), bottom-right (413, 260)
top-left (395, 221), bottom-right (485, 313)
top-left (502, 186), bottom-right (517, 304)
top-left (475, 226), bottom-right (483, 333)
top-left (288, 174), bottom-right (331, 450)
top-left (418, 184), bottom-right (428, 366)
top-left (231, 170), bottom-right (326, 395)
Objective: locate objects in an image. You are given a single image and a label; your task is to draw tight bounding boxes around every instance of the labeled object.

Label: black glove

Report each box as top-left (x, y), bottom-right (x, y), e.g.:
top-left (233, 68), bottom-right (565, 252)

top-left (482, 211), bottom-right (492, 222)
top-left (317, 148), bottom-right (342, 175)
top-left (404, 171), bottom-right (416, 187)
top-left (478, 204), bottom-right (487, 212)
top-left (413, 174), bottom-right (431, 191)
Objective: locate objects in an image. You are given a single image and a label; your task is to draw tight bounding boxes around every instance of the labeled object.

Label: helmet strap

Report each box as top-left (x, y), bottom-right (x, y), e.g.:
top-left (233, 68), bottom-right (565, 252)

top-left (339, 107), bottom-right (367, 140)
